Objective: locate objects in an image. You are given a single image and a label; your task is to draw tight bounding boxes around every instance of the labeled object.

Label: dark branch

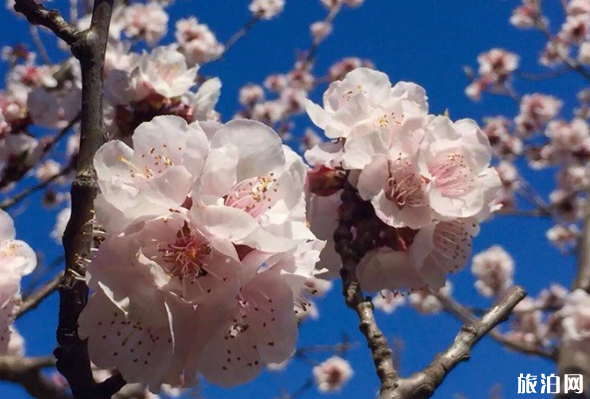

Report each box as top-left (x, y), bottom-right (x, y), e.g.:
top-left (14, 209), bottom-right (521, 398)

top-left (13, 0), bottom-right (81, 45)
top-left (0, 355), bottom-right (70, 399)
top-left (334, 181), bottom-right (398, 392)
top-left (48, 0), bottom-right (124, 397)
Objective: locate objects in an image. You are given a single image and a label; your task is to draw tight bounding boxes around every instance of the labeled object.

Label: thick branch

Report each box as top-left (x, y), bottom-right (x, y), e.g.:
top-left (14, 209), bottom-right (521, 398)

top-left (0, 355), bottom-right (70, 399)
top-left (50, 0), bottom-right (125, 398)
top-left (15, 272), bottom-right (64, 319)
top-left (13, 0), bottom-right (81, 45)
top-left (393, 287), bottom-right (526, 399)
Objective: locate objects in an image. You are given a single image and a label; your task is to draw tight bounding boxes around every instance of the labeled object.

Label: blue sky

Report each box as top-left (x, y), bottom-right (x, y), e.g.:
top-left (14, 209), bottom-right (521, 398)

top-left (0, 0), bottom-right (581, 398)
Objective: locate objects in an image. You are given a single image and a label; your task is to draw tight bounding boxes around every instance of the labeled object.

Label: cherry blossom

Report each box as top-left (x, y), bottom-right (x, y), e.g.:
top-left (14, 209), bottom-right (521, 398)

top-left (0, 209), bottom-right (36, 353)
top-left (408, 282), bottom-right (452, 314)
top-left (249, 0), bottom-right (285, 20)
top-left (192, 119), bottom-right (314, 254)
top-left (373, 290), bottom-right (406, 314)
top-left (128, 46), bottom-right (198, 102)
top-left (175, 17), bottom-right (224, 66)
top-left (94, 115), bottom-right (209, 233)
top-left (306, 67), bottom-right (428, 140)
top-left (555, 289), bottom-right (590, 350)
top-left (312, 356), bottom-right (354, 393)
top-left (122, 3), bottom-right (168, 45)
top-left (419, 116), bottom-right (500, 221)
top-left (471, 245), bottom-right (514, 298)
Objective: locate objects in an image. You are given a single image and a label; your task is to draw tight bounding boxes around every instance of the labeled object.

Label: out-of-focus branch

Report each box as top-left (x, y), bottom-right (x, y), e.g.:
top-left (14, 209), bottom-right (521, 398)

top-left (496, 208), bottom-right (551, 218)
top-left (0, 162), bottom-right (75, 211)
top-left (13, 0), bottom-right (81, 45)
top-left (392, 287), bottom-right (526, 399)
top-left (0, 355), bottom-right (70, 399)
top-left (436, 292), bottom-right (556, 361)
top-left (556, 190), bottom-right (590, 398)
top-left (15, 272), bottom-right (64, 319)
top-left (212, 15), bottom-right (261, 61)
top-left (0, 112), bottom-right (80, 190)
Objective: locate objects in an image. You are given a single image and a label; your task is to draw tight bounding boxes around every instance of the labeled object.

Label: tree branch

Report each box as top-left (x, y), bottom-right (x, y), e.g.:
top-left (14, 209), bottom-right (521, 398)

top-left (1, 162), bottom-right (75, 211)
top-left (334, 179), bottom-right (526, 398)
top-left (394, 287), bottom-right (526, 399)
top-left (20, 0), bottom-right (128, 397)
top-left (334, 181), bottom-right (398, 392)
top-left (0, 355), bottom-right (70, 399)
top-left (436, 292), bottom-right (556, 361)
top-left (556, 190), bottom-right (590, 398)
top-left (13, 0), bottom-right (81, 46)
top-left (15, 272), bottom-right (64, 319)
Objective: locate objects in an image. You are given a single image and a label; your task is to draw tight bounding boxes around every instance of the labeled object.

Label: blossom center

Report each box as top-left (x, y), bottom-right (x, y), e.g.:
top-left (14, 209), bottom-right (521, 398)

top-left (385, 159), bottom-right (426, 209)
top-left (159, 223), bottom-right (212, 280)
top-left (430, 152), bottom-right (475, 197)
top-left (224, 174), bottom-right (278, 219)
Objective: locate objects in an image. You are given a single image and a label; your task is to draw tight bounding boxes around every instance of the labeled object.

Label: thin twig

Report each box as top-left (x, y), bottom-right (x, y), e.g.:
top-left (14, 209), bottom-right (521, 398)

top-left (0, 162), bottom-right (75, 211)
top-left (0, 355), bottom-right (70, 399)
top-left (15, 272), bottom-right (64, 319)
top-left (208, 15), bottom-right (261, 62)
top-left (436, 292), bottom-right (556, 361)
top-left (0, 112), bottom-right (80, 189)
top-left (29, 25), bottom-right (52, 64)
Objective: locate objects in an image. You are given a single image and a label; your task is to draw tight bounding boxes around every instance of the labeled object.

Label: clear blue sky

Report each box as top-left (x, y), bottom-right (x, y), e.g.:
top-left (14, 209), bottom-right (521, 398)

top-left (0, 0), bottom-right (580, 398)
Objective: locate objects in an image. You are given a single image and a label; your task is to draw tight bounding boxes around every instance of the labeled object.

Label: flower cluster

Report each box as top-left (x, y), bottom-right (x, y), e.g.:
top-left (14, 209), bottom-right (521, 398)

top-left (306, 67), bottom-right (501, 292)
top-left (80, 116), bottom-right (324, 391)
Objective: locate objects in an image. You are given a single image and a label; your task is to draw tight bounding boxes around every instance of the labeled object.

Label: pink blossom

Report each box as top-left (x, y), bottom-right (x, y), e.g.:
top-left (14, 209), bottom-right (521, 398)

top-left (373, 290), bottom-right (406, 314)
top-left (510, 1), bottom-right (541, 28)
top-left (175, 17), bottom-right (224, 66)
top-left (193, 119), bottom-right (314, 254)
top-left (579, 42), bottom-right (590, 65)
top-left (311, 21), bottom-right (332, 43)
top-left (128, 46), bottom-right (198, 102)
top-left (0, 210), bottom-right (36, 354)
top-left (94, 115), bottom-right (209, 233)
top-left (477, 48), bottom-right (519, 84)
top-left (239, 84), bottom-right (264, 106)
top-left (516, 94), bottom-right (563, 135)
top-left (408, 282), bottom-right (452, 314)
top-left (471, 245), bottom-right (514, 298)
top-left (547, 224), bottom-right (579, 251)
top-left (249, 0), bottom-right (285, 19)
top-left (51, 206), bottom-right (70, 244)
top-left (559, 14), bottom-right (590, 44)
top-left (122, 3), bottom-right (168, 45)
top-left (306, 68), bottom-right (428, 139)
top-left (568, 0), bottom-right (590, 16)
top-left (312, 356), bottom-right (354, 392)
top-left (27, 82), bottom-right (81, 129)
top-left (555, 290), bottom-right (590, 350)
top-left (419, 116), bottom-right (500, 221)
top-left (328, 57), bottom-right (375, 82)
